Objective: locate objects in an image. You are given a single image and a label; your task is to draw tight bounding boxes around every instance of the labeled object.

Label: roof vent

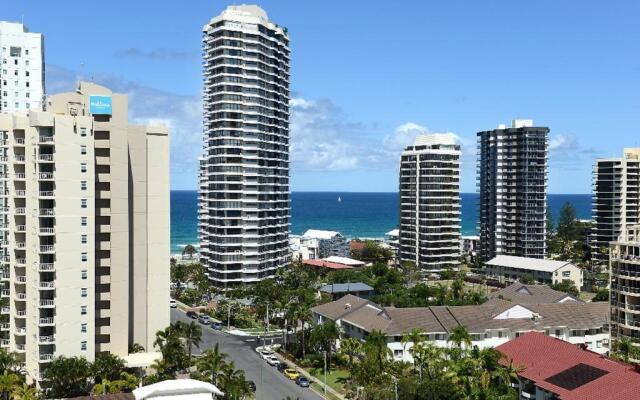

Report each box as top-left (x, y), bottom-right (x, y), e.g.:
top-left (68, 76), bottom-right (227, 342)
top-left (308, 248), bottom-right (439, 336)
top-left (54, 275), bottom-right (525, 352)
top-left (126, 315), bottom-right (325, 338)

top-left (344, 303), bottom-right (351, 310)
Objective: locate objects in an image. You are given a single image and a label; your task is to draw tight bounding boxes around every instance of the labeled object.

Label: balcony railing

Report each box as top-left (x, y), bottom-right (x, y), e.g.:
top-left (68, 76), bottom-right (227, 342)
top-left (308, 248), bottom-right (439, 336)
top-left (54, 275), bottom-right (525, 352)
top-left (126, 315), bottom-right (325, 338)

top-left (38, 317), bottom-right (54, 325)
top-left (37, 154), bottom-right (54, 162)
top-left (38, 137), bottom-right (54, 143)
top-left (38, 172), bottom-right (54, 180)
top-left (39, 353), bottom-right (53, 362)
top-left (39, 191), bottom-right (54, 197)
top-left (39, 299), bottom-right (54, 307)
top-left (39, 227), bottom-right (54, 234)
top-left (39, 335), bottom-right (55, 344)
top-left (38, 263), bottom-right (54, 272)
top-left (39, 209), bottom-right (54, 217)
top-left (38, 281), bottom-right (55, 289)
top-left (14, 190), bottom-right (25, 197)
top-left (14, 208), bottom-right (25, 215)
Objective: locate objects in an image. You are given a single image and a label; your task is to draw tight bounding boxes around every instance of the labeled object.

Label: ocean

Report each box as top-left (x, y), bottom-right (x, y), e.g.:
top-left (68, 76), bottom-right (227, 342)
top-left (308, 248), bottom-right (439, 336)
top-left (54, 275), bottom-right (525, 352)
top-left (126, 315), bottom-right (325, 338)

top-left (170, 191), bottom-right (592, 254)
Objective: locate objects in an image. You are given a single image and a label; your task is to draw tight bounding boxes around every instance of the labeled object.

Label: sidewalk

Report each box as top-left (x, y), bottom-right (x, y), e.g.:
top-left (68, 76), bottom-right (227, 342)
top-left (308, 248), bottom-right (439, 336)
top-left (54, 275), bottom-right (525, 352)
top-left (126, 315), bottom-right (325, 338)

top-left (274, 353), bottom-right (346, 400)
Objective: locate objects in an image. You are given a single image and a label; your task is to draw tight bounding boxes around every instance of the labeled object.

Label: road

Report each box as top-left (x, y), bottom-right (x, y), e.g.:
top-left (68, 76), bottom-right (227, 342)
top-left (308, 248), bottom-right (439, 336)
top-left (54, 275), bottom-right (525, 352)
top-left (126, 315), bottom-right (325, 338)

top-left (171, 309), bottom-right (324, 400)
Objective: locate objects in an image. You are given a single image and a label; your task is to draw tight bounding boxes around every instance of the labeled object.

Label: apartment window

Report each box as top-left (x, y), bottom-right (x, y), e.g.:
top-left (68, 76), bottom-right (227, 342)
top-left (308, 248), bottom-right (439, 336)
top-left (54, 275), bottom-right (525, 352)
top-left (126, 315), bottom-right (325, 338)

top-left (555, 329), bottom-right (561, 336)
top-left (562, 271), bottom-right (570, 277)
top-left (81, 323), bottom-right (87, 333)
top-left (81, 181), bottom-right (87, 191)
top-left (498, 331), bottom-right (503, 338)
top-left (81, 305), bottom-right (87, 315)
top-left (25, 92), bottom-right (29, 98)
top-left (81, 234), bottom-right (87, 244)
top-left (81, 270), bottom-right (87, 279)
top-left (81, 341), bottom-right (87, 351)
top-left (80, 127), bottom-right (87, 137)
top-left (393, 349), bottom-right (403, 358)
top-left (25, 60), bottom-right (29, 66)
top-left (81, 163), bottom-right (87, 173)
top-left (81, 217), bottom-right (87, 226)
top-left (10, 47), bottom-right (21, 57)
top-left (81, 199), bottom-right (87, 208)
top-left (25, 49), bottom-right (29, 56)
top-left (81, 252), bottom-right (87, 262)
top-left (25, 71), bottom-right (29, 77)
top-left (80, 145), bottom-right (87, 155)
top-left (81, 288), bottom-right (87, 297)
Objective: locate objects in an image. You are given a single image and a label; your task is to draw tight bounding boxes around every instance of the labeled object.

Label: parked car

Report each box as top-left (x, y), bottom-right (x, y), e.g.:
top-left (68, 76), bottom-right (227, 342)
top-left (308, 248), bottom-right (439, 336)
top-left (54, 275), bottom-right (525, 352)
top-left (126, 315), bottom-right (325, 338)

top-left (169, 299), bottom-right (177, 308)
top-left (186, 311), bottom-right (197, 319)
top-left (259, 349), bottom-right (274, 360)
top-left (284, 369), bottom-right (300, 380)
top-left (266, 356), bottom-right (279, 366)
top-left (211, 321), bottom-right (223, 330)
top-left (198, 314), bottom-right (211, 324)
top-left (276, 362), bottom-right (288, 372)
top-left (296, 377), bottom-right (310, 387)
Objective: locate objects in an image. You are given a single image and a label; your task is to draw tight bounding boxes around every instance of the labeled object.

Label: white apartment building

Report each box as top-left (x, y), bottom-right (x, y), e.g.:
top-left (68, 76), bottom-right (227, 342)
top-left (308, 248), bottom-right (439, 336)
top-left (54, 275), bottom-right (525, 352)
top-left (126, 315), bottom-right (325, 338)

top-left (592, 148), bottom-right (640, 264)
top-left (199, 5), bottom-right (290, 287)
top-left (0, 82), bottom-right (170, 383)
top-left (399, 134), bottom-right (461, 271)
top-left (312, 295), bottom-right (610, 363)
top-left (0, 22), bottom-right (45, 113)
top-left (610, 224), bottom-right (640, 359)
top-left (485, 255), bottom-right (583, 290)
top-left (477, 120), bottom-right (549, 262)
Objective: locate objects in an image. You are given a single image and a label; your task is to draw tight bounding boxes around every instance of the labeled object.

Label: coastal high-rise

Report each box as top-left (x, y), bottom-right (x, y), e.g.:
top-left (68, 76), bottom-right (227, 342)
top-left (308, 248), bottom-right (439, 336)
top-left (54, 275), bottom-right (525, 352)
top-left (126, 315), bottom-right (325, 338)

top-left (477, 120), bottom-right (549, 262)
top-left (592, 148), bottom-right (640, 264)
top-left (199, 5), bottom-right (290, 287)
top-left (610, 224), bottom-right (640, 361)
top-left (0, 82), bottom-right (170, 383)
top-left (0, 22), bottom-right (45, 113)
top-left (399, 134), bottom-right (461, 271)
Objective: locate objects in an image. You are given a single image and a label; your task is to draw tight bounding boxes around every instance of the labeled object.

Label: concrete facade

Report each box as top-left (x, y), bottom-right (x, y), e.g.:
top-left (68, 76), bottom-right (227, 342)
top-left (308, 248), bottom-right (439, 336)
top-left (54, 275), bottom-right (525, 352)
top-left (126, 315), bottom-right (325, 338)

top-left (0, 82), bottom-right (169, 383)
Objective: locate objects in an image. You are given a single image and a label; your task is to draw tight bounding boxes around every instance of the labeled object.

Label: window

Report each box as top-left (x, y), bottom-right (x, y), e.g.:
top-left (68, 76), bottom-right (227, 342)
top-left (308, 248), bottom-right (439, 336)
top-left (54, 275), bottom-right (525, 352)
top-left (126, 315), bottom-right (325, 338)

top-left (81, 288), bottom-right (87, 297)
top-left (25, 71), bottom-right (29, 77)
top-left (81, 217), bottom-right (87, 226)
top-left (596, 340), bottom-right (602, 348)
top-left (81, 341), bottom-right (87, 351)
top-left (80, 163), bottom-right (87, 173)
top-left (81, 235), bottom-right (87, 244)
top-left (498, 331), bottom-right (503, 338)
top-left (80, 145), bottom-right (87, 155)
top-left (25, 92), bottom-right (29, 98)
top-left (81, 181), bottom-right (87, 190)
top-left (80, 127), bottom-right (87, 137)
top-left (81, 305), bottom-right (87, 315)
top-left (393, 349), bottom-right (403, 358)
top-left (81, 252), bottom-right (87, 262)
top-left (562, 271), bottom-right (571, 277)
top-left (81, 198), bottom-right (87, 208)
top-left (81, 270), bottom-right (87, 279)
top-left (81, 323), bottom-right (87, 333)
top-left (9, 47), bottom-right (21, 57)
top-left (555, 329), bottom-right (561, 337)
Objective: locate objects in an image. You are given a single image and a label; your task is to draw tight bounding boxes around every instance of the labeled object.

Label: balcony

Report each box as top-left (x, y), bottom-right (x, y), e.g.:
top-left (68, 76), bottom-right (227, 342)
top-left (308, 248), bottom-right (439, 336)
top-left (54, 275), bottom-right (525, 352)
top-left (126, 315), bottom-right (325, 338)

top-left (14, 138), bottom-right (24, 146)
top-left (15, 344), bottom-right (25, 353)
top-left (14, 258), bottom-right (25, 265)
top-left (38, 263), bottom-right (54, 272)
top-left (38, 172), bottom-right (54, 180)
top-left (39, 209), bottom-right (54, 217)
top-left (14, 155), bottom-right (25, 163)
top-left (15, 275), bottom-right (26, 283)
top-left (14, 327), bottom-right (25, 335)
top-left (14, 242), bottom-right (25, 249)
top-left (0, 289), bottom-right (9, 298)
top-left (14, 173), bottom-right (25, 180)
top-left (0, 307), bottom-right (9, 314)
top-left (39, 335), bottom-right (55, 344)
top-left (37, 154), bottom-right (54, 163)
top-left (15, 293), bottom-right (26, 301)
top-left (14, 190), bottom-right (25, 197)
top-left (0, 339), bottom-right (8, 348)
top-left (39, 353), bottom-right (53, 362)
top-left (15, 310), bottom-right (26, 318)
top-left (39, 245), bottom-right (55, 254)
top-left (38, 317), bottom-right (54, 326)
top-left (38, 281), bottom-right (55, 290)
top-left (14, 208), bottom-right (25, 215)
top-left (39, 191), bottom-right (54, 198)
top-left (0, 323), bottom-right (9, 331)
top-left (39, 227), bottom-right (54, 235)
top-left (39, 299), bottom-right (54, 308)
top-left (38, 137), bottom-right (54, 144)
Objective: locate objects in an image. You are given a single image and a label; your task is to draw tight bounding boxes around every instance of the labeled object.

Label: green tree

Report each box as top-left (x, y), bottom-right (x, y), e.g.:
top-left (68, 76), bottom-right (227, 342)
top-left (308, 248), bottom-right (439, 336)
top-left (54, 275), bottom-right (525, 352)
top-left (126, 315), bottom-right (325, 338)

top-left (10, 384), bottom-right (37, 400)
top-left (339, 338), bottom-right (362, 368)
top-left (91, 352), bottom-right (126, 383)
top-left (448, 325), bottom-right (472, 350)
top-left (364, 330), bottom-right (390, 371)
top-left (0, 372), bottom-right (21, 400)
top-left (128, 343), bottom-right (145, 353)
top-left (551, 280), bottom-right (579, 297)
top-left (196, 344), bottom-right (228, 386)
top-left (218, 361), bottom-right (250, 400)
top-left (592, 288), bottom-right (609, 302)
top-left (557, 202), bottom-right (577, 240)
top-left (182, 244), bottom-right (197, 260)
top-left (180, 321), bottom-right (203, 362)
top-left (310, 320), bottom-right (340, 371)
top-left (43, 356), bottom-right (92, 398)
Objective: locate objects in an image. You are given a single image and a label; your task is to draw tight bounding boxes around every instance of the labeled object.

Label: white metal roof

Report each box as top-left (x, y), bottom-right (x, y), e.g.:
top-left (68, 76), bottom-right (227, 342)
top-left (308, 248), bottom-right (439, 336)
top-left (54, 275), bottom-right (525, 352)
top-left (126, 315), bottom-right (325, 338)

top-left (133, 379), bottom-right (224, 400)
top-left (323, 256), bottom-right (365, 266)
top-left (486, 255), bottom-right (574, 273)
top-left (303, 229), bottom-right (341, 240)
top-left (386, 229), bottom-right (399, 237)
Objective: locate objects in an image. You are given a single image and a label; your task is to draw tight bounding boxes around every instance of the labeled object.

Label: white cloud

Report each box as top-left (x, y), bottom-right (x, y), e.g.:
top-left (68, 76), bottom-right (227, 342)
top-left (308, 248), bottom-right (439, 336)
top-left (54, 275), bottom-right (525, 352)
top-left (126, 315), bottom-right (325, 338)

top-left (548, 133), bottom-right (600, 168)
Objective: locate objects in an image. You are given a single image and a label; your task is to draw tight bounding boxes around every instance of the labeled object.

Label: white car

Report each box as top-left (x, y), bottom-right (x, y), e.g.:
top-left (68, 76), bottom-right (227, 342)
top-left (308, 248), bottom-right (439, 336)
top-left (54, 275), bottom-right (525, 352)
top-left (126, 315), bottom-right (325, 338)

top-left (259, 349), bottom-right (274, 360)
top-left (266, 355), bottom-right (279, 366)
top-left (169, 299), bottom-right (177, 308)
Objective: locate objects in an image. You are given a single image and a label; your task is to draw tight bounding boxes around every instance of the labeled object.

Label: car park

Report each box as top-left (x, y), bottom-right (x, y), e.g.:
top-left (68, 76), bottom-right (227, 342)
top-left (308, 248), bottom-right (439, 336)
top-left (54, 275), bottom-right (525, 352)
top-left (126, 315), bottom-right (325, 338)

top-left (186, 311), bottom-right (198, 319)
top-left (284, 369), bottom-right (299, 380)
top-left (198, 314), bottom-right (210, 324)
top-left (296, 377), bottom-right (310, 387)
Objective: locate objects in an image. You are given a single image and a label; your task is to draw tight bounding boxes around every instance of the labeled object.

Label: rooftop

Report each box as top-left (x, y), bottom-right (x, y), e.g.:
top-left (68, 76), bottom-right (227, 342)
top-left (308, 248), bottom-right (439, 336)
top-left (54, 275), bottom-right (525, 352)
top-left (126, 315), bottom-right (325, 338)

top-left (486, 283), bottom-right (580, 305)
top-left (497, 332), bottom-right (640, 400)
top-left (303, 229), bottom-right (342, 240)
top-left (319, 282), bottom-right (374, 294)
top-left (323, 256), bottom-right (365, 266)
top-left (486, 255), bottom-right (575, 273)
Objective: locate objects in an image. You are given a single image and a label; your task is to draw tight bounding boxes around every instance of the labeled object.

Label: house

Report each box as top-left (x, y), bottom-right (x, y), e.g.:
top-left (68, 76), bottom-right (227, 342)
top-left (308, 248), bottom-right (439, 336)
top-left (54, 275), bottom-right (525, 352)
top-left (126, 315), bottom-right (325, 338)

top-left (319, 282), bottom-right (375, 300)
top-left (486, 283), bottom-right (580, 305)
top-left (290, 235), bottom-right (320, 261)
top-left (485, 255), bottom-right (583, 290)
top-left (303, 256), bottom-right (366, 271)
top-left (497, 332), bottom-right (640, 400)
top-left (312, 294), bottom-right (609, 363)
top-left (302, 229), bottom-right (349, 258)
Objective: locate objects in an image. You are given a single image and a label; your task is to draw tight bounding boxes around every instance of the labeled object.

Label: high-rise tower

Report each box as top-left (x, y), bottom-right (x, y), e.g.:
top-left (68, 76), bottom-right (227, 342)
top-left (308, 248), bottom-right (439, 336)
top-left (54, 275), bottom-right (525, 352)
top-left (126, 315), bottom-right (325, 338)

top-left (199, 5), bottom-right (290, 287)
top-left (399, 134), bottom-right (461, 272)
top-left (477, 120), bottom-right (549, 262)
top-left (0, 22), bottom-right (45, 113)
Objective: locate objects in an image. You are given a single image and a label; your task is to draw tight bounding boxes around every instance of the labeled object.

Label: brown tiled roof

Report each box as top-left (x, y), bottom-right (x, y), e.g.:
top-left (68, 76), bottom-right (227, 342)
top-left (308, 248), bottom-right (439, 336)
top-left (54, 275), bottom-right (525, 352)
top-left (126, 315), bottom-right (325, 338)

top-left (341, 304), bottom-right (391, 332)
top-left (311, 294), bottom-right (370, 320)
top-left (487, 283), bottom-right (580, 305)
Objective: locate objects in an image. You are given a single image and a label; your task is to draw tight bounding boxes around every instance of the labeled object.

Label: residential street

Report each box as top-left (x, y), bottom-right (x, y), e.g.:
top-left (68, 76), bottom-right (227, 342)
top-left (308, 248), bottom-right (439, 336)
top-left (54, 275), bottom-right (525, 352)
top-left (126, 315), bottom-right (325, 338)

top-left (171, 309), bottom-right (324, 400)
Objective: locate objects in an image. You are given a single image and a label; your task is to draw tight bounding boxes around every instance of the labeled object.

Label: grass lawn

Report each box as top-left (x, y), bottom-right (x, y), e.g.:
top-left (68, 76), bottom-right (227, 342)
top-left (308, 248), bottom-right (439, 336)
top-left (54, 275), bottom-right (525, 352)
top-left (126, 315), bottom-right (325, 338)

top-left (307, 367), bottom-right (349, 395)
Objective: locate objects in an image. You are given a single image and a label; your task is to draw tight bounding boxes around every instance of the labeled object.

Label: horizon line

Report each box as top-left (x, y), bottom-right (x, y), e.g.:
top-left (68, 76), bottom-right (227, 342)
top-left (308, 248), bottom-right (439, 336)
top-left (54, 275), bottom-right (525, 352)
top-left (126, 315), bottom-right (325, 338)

top-left (170, 189), bottom-right (591, 195)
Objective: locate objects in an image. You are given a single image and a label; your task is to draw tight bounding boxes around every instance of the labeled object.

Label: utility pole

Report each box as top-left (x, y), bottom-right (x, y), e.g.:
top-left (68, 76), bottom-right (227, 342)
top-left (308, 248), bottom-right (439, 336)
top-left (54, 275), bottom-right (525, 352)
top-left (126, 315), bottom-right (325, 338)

top-left (323, 350), bottom-right (327, 395)
top-left (266, 302), bottom-right (270, 333)
top-left (227, 303), bottom-right (231, 330)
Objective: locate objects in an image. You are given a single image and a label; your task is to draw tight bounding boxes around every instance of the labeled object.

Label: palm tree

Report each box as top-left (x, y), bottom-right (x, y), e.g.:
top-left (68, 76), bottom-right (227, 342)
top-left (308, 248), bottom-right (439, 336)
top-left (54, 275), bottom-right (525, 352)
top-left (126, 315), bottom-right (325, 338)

top-left (0, 373), bottom-right (20, 400)
top-left (615, 337), bottom-right (634, 363)
top-left (219, 361), bottom-right (248, 400)
top-left (197, 344), bottom-right (228, 386)
top-left (182, 244), bottom-right (197, 260)
top-left (295, 303), bottom-right (313, 358)
top-left (0, 351), bottom-right (19, 375)
top-left (364, 330), bottom-right (390, 371)
top-left (450, 277), bottom-right (465, 302)
top-left (129, 343), bottom-right (145, 353)
top-left (10, 384), bottom-right (36, 400)
top-left (181, 321), bottom-right (203, 362)
top-left (448, 325), bottom-right (472, 350)
top-left (401, 328), bottom-right (425, 356)
top-left (340, 337), bottom-right (362, 368)
top-left (310, 320), bottom-right (340, 371)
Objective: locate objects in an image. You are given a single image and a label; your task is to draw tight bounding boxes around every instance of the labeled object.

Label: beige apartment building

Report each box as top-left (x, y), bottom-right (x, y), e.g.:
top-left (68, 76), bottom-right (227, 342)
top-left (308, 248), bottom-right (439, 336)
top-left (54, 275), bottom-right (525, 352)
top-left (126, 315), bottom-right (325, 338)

top-left (0, 82), bottom-right (169, 382)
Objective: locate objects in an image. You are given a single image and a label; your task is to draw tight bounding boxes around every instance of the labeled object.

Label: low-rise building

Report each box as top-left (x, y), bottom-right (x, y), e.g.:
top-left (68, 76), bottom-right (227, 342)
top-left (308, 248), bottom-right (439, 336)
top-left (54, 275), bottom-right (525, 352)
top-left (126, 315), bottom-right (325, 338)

top-left (461, 235), bottom-right (479, 257)
top-left (497, 332), bottom-right (640, 400)
top-left (485, 255), bottom-right (583, 290)
top-left (319, 282), bottom-right (375, 300)
top-left (487, 283), bottom-right (579, 305)
top-left (302, 229), bottom-right (349, 258)
top-left (289, 235), bottom-right (320, 261)
top-left (312, 294), bottom-right (609, 363)
top-left (303, 256), bottom-right (366, 271)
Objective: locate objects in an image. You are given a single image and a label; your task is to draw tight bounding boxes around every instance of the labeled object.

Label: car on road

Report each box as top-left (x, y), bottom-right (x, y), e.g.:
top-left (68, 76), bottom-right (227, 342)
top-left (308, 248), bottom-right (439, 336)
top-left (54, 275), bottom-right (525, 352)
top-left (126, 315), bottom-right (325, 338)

top-left (169, 299), bottom-right (177, 308)
top-left (266, 355), bottom-right (279, 366)
top-left (198, 314), bottom-right (211, 324)
top-left (284, 369), bottom-right (299, 380)
top-left (276, 362), bottom-right (288, 372)
top-left (210, 321), bottom-right (223, 330)
top-left (247, 381), bottom-right (256, 392)
top-left (186, 310), bottom-right (198, 319)
top-left (296, 377), bottom-right (310, 387)
top-left (258, 349), bottom-right (274, 360)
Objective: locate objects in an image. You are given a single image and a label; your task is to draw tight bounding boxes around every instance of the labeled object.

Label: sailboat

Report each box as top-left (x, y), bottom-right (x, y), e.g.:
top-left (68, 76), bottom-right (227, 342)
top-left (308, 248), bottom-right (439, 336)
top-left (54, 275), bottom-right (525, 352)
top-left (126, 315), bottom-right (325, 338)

top-left (337, 196), bottom-right (342, 203)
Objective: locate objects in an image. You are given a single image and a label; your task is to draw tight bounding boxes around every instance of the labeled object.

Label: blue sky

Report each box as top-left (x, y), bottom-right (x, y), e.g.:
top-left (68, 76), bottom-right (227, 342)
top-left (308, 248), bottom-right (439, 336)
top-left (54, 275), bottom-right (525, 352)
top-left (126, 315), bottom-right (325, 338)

top-left (4, 0), bottom-right (640, 193)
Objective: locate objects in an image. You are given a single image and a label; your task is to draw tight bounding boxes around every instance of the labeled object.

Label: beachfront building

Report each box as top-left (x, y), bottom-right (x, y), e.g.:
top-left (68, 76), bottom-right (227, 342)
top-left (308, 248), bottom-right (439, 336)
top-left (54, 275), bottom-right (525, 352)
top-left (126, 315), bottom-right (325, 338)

top-left (0, 21), bottom-right (45, 113)
top-left (302, 229), bottom-right (348, 258)
top-left (198, 5), bottom-right (290, 287)
top-left (497, 332), bottom-right (640, 400)
top-left (312, 295), bottom-right (609, 363)
top-left (461, 235), bottom-right (479, 257)
top-left (399, 134), bottom-right (461, 272)
top-left (0, 82), bottom-right (170, 383)
top-left (485, 255), bottom-right (583, 290)
top-left (610, 224), bottom-right (640, 358)
top-left (477, 120), bottom-right (549, 262)
top-left (289, 234), bottom-right (319, 261)
top-left (592, 148), bottom-right (640, 264)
